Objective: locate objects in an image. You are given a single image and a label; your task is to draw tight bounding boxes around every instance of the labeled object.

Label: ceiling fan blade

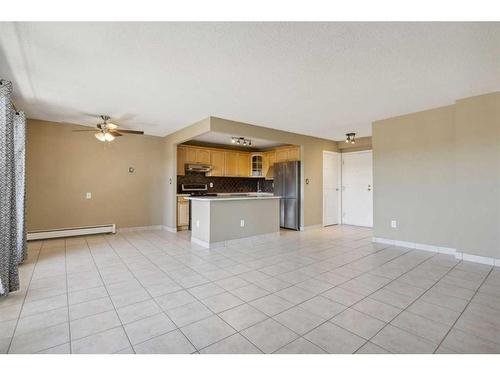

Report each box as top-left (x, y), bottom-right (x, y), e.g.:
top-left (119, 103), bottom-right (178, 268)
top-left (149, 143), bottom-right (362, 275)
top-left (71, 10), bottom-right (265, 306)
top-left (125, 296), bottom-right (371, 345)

top-left (109, 130), bottom-right (123, 137)
top-left (117, 130), bottom-right (144, 135)
top-left (106, 123), bottom-right (118, 130)
top-left (72, 129), bottom-right (98, 132)
top-left (97, 123), bottom-right (102, 129)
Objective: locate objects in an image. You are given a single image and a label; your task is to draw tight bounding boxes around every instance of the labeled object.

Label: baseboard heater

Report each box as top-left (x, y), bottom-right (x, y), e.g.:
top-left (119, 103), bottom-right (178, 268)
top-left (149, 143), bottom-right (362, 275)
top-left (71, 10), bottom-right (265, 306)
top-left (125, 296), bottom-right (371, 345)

top-left (27, 224), bottom-right (116, 241)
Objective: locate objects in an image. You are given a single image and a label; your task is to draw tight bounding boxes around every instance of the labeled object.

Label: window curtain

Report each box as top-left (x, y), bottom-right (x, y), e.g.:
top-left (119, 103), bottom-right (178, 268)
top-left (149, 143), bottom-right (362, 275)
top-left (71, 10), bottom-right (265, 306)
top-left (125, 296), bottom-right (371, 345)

top-left (0, 79), bottom-right (26, 298)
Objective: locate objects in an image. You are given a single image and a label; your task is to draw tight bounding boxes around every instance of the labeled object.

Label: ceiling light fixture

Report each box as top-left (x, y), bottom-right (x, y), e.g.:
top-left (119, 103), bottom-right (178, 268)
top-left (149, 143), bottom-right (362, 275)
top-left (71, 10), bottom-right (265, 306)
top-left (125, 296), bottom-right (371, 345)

top-left (231, 136), bottom-right (252, 146)
top-left (345, 133), bottom-right (356, 144)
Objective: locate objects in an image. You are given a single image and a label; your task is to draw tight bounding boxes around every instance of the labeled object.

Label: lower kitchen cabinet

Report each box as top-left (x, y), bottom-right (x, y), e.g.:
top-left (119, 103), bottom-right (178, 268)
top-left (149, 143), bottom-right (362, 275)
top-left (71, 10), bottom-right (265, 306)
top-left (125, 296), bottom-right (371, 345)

top-left (177, 196), bottom-right (189, 229)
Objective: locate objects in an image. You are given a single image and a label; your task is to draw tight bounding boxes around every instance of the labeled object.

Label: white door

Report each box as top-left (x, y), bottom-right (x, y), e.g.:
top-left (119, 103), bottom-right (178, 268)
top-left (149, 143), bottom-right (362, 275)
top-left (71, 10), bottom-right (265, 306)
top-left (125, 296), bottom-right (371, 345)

top-left (323, 151), bottom-right (341, 226)
top-left (342, 151), bottom-right (373, 227)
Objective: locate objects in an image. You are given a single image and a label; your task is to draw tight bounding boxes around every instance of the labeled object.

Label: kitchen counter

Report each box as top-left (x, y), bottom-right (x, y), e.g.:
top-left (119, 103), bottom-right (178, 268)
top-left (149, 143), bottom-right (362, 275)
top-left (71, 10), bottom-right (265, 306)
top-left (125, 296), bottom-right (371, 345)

top-left (187, 194), bottom-right (279, 201)
top-left (189, 194), bottom-right (280, 248)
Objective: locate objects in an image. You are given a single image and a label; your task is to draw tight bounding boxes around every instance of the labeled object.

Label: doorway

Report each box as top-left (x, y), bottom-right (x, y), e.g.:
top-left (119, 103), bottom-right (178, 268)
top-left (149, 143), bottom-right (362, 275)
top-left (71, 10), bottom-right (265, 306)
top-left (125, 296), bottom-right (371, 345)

top-left (341, 151), bottom-right (373, 227)
top-left (322, 151), bottom-right (341, 226)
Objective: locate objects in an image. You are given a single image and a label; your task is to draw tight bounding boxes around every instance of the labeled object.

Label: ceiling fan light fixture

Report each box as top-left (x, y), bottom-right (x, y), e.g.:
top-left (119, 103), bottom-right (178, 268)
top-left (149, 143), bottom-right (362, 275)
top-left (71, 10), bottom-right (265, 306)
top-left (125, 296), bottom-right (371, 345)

top-left (104, 132), bottom-right (115, 142)
top-left (95, 132), bottom-right (106, 142)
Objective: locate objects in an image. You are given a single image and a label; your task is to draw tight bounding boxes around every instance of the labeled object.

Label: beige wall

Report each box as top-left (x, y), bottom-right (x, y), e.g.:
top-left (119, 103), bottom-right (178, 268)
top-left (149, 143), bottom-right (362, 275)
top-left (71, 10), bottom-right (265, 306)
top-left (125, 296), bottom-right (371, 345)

top-left (162, 118), bottom-right (211, 230)
top-left (210, 117), bottom-right (339, 228)
top-left (455, 93), bottom-right (500, 258)
top-left (27, 119), bottom-right (165, 231)
top-left (373, 92), bottom-right (500, 259)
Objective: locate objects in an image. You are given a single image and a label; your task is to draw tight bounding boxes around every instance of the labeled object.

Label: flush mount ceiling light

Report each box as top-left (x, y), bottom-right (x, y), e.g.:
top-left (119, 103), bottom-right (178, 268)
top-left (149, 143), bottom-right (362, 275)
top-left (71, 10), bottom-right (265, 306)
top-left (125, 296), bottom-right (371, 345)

top-left (345, 133), bottom-right (356, 144)
top-left (231, 136), bottom-right (252, 146)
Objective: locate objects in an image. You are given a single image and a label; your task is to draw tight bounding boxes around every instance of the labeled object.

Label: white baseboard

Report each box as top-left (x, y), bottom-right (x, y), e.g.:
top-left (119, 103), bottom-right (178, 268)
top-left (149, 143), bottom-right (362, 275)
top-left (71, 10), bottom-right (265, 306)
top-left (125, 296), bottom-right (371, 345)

top-left (28, 224), bottom-right (116, 240)
top-left (300, 224), bottom-right (322, 232)
top-left (163, 226), bottom-right (178, 233)
top-left (373, 237), bottom-right (499, 267)
top-left (117, 225), bottom-right (163, 233)
top-left (191, 232), bottom-right (280, 249)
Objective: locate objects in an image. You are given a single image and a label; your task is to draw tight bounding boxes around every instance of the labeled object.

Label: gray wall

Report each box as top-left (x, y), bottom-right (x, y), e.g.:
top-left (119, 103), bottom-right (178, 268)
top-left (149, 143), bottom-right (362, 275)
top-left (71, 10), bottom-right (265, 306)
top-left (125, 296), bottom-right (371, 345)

top-left (373, 92), bottom-right (500, 259)
top-left (191, 198), bottom-right (280, 243)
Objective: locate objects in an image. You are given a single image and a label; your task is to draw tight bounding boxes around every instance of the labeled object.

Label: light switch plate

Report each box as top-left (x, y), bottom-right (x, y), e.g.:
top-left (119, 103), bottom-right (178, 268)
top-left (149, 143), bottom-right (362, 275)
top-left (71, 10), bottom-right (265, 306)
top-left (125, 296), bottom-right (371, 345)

top-left (391, 220), bottom-right (397, 228)
top-left (240, 219), bottom-right (245, 227)
top-left (86, 192), bottom-right (92, 199)
top-left (196, 220), bottom-right (200, 228)
top-left (209, 182), bottom-right (213, 188)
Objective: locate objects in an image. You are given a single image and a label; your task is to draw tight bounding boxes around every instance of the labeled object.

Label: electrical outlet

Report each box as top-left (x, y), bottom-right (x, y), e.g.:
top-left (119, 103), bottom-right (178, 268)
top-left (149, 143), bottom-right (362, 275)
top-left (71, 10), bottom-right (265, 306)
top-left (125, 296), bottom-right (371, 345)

top-left (391, 220), bottom-right (397, 228)
top-left (86, 192), bottom-right (92, 199)
top-left (196, 220), bottom-right (200, 228)
top-left (240, 219), bottom-right (245, 227)
top-left (209, 182), bottom-right (213, 188)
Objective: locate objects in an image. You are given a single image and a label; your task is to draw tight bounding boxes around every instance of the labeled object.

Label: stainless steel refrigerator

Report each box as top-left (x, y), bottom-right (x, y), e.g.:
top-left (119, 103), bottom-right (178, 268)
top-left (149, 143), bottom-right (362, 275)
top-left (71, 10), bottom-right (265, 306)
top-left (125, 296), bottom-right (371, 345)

top-left (273, 161), bottom-right (300, 230)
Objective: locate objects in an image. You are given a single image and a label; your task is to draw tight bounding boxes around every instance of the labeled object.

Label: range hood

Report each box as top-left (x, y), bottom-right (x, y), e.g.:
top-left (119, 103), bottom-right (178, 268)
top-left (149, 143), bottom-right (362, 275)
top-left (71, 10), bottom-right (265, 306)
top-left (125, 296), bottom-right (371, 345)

top-left (186, 163), bottom-right (213, 173)
top-left (265, 165), bottom-right (274, 180)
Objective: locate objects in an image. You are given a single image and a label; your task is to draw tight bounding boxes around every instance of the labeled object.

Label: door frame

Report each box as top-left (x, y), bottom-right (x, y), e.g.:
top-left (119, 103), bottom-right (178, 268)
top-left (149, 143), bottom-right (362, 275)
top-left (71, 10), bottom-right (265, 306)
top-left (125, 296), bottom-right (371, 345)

top-left (340, 150), bottom-right (373, 227)
top-left (322, 150), bottom-right (342, 227)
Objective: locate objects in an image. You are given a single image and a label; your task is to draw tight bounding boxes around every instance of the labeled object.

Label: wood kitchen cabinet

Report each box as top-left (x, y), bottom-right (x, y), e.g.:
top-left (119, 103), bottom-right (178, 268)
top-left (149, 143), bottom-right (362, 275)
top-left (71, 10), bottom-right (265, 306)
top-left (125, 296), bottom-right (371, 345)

top-left (237, 153), bottom-right (251, 177)
top-left (177, 146), bottom-right (185, 176)
top-left (275, 146), bottom-right (300, 162)
top-left (196, 148), bottom-right (211, 164)
top-left (208, 150), bottom-right (225, 176)
top-left (177, 196), bottom-right (189, 228)
top-left (184, 147), bottom-right (197, 163)
top-left (224, 151), bottom-right (238, 177)
top-left (177, 144), bottom-right (298, 177)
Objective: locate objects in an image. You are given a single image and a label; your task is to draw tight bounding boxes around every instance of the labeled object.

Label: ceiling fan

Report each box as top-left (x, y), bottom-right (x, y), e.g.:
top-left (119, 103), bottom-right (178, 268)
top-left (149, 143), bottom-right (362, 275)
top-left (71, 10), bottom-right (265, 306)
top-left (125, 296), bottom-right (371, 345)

top-left (72, 115), bottom-right (144, 142)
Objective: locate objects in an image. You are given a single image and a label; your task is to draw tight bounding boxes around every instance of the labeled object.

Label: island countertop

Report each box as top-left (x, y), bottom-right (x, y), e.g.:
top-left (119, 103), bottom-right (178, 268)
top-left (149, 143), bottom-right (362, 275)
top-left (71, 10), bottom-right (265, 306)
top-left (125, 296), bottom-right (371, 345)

top-left (187, 194), bottom-right (280, 201)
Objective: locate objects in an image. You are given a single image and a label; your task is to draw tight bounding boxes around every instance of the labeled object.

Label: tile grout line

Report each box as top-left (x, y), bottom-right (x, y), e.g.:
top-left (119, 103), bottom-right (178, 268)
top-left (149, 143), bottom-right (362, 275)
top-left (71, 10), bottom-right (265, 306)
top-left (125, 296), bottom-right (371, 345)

top-left (363, 259), bottom-right (467, 353)
top-left (102, 234), bottom-right (200, 353)
top-left (81, 236), bottom-right (136, 354)
top-left (432, 266), bottom-right (494, 353)
top-left (64, 238), bottom-right (72, 354)
top-left (6, 244), bottom-right (42, 353)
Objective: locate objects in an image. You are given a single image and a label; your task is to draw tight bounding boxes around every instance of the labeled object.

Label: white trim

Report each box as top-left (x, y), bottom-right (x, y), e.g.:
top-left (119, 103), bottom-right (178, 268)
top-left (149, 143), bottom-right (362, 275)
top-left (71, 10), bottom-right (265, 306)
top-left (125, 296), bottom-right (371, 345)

top-left (116, 225), bottom-right (163, 233)
top-left (190, 237), bottom-right (211, 248)
top-left (322, 150), bottom-right (342, 227)
top-left (191, 232), bottom-right (280, 249)
top-left (372, 237), bottom-right (499, 266)
top-left (300, 224), bottom-right (323, 232)
top-left (28, 224), bottom-right (116, 240)
top-left (462, 253), bottom-right (495, 266)
top-left (163, 226), bottom-right (178, 233)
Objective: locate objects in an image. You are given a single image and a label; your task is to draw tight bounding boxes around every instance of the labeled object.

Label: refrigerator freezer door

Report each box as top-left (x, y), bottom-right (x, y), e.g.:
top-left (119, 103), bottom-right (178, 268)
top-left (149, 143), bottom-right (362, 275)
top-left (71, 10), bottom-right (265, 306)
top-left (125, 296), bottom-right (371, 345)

top-left (284, 161), bottom-right (298, 199)
top-left (283, 198), bottom-right (299, 230)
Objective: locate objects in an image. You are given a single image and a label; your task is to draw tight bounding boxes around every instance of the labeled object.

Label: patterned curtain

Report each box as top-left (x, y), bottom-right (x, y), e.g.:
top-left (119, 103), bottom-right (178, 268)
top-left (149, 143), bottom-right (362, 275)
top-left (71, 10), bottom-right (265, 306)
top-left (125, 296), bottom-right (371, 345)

top-left (0, 79), bottom-right (26, 297)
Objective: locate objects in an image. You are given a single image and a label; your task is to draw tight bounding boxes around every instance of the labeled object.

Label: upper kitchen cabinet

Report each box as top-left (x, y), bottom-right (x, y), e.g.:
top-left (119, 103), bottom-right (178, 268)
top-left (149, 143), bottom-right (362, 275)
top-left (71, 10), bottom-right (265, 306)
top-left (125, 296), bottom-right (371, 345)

top-left (177, 146), bottom-right (185, 176)
top-left (275, 146), bottom-right (300, 162)
top-left (263, 150), bottom-right (276, 177)
top-left (184, 146), bottom-right (197, 163)
top-left (237, 152), bottom-right (250, 177)
top-left (224, 151), bottom-right (238, 177)
top-left (251, 153), bottom-right (263, 177)
top-left (208, 150), bottom-right (225, 176)
top-left (196, 148), bottom-right (211, 164)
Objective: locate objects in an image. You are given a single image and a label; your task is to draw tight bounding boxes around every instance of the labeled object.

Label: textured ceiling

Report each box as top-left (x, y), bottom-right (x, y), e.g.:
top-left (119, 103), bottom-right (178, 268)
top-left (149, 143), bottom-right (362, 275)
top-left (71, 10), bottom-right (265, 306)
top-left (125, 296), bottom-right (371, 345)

top-left (0, 22), bottom-right (499, 139)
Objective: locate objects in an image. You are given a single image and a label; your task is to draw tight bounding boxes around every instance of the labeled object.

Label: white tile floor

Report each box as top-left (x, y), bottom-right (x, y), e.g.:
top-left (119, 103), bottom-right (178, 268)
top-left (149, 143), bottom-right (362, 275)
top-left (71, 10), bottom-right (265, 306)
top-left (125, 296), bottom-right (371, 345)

top-left (1, 225), bottom-right (500, 354)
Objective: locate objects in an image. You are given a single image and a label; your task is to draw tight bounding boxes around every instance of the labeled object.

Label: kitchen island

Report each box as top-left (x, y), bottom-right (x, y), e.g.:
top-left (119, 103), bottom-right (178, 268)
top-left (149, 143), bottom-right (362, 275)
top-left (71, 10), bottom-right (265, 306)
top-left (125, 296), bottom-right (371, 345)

top-left (187, 194), bottom-right (281, 248)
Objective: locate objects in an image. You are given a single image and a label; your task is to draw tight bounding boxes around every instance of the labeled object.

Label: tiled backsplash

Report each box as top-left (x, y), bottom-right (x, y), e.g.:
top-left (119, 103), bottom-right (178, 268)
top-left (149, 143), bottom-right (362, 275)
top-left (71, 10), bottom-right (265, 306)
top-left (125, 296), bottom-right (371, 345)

top-left (177, 171), bottom-right (274, 194)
